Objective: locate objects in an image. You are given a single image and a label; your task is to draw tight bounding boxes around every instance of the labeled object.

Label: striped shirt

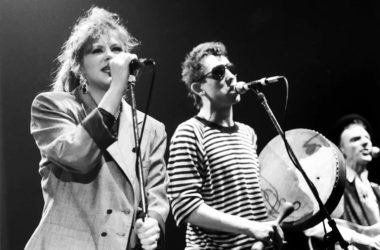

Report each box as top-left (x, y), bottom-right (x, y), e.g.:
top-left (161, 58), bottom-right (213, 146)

top-left (168, 117), bottom-right (268, 249)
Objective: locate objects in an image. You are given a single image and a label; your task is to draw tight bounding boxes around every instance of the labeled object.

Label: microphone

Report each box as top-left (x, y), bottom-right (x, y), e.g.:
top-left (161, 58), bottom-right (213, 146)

top-left (129, 58), bottom-right (155, 74)
top-left (372, 146), bottom-right (380, 158)
top-left (233, 76), bottom-right (284, 94)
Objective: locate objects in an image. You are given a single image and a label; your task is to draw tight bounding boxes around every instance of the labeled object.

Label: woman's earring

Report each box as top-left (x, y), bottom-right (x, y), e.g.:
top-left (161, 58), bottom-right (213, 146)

top-left (79, 74), bottom-right (88, 94)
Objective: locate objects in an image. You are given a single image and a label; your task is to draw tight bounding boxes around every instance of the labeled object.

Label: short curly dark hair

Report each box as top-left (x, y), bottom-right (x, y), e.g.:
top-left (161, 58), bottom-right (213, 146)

top-left (181, 42), bottom-right (227, 109)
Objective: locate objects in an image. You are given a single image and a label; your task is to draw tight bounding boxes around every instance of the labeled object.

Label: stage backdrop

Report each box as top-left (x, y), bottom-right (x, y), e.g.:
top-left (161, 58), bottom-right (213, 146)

top-left (1, 0), bottom-right (379, 249)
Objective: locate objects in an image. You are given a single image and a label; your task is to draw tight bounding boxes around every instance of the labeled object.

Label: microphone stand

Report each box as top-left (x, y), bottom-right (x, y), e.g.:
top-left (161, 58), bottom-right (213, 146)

top-left (253, 88), bottom-right (349, 250)
top-left (127, 74), bottom-right (148, 219)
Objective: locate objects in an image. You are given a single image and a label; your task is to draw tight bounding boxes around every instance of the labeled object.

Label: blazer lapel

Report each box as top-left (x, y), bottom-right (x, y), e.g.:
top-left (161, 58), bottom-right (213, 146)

top-left (74, 88), bottom-right (143, 187)
top-left (107, 100), bottom-right (144, 186)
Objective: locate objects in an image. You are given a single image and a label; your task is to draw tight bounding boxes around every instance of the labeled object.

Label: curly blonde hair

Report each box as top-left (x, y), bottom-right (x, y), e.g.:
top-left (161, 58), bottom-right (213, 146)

top-left (52, 6), bottom-right (139, 92)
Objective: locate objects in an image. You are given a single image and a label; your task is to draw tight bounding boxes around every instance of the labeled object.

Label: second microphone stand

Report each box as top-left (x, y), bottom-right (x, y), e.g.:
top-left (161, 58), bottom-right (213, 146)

top-left (253, 88), bottom-right (349, 250)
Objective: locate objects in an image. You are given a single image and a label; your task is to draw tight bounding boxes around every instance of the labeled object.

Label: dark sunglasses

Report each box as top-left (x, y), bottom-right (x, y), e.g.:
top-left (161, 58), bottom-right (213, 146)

top-left (198, 63), bottom-right (236, 82)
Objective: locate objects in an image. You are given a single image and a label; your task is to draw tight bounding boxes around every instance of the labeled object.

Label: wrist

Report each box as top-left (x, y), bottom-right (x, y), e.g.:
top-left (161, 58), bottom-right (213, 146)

top-left (108, 84), bottom-right (125, 96)
top-left (239, 218), bottom-right (257, 236)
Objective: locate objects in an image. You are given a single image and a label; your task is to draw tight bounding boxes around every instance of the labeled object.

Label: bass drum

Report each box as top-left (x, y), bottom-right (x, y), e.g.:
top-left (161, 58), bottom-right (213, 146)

top-left (259, 128), bottom-right (346, 231)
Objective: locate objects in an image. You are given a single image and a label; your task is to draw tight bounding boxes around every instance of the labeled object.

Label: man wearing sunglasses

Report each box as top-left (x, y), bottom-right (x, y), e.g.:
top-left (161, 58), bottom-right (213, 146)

top-left (167, 42), bottom-right (284, 249)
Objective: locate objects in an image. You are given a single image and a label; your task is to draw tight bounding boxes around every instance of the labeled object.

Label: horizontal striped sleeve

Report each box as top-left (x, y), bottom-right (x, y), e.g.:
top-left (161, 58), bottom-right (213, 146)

top-left (167, 122), bottom-right (205, 226)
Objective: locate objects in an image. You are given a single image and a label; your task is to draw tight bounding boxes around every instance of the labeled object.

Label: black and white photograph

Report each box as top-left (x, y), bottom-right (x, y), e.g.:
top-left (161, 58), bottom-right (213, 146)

top-left (1, 1), bottom-right (380, 249)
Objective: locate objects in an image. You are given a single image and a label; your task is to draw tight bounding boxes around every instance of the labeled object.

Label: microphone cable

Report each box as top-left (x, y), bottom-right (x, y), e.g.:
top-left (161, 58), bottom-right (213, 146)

top-left (135, 60), bottom-right (157, 150)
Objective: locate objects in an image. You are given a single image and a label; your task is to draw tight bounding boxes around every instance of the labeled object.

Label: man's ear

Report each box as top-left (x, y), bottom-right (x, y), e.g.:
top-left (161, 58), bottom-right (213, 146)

top-left (190, 82), bottom-right (204, 96)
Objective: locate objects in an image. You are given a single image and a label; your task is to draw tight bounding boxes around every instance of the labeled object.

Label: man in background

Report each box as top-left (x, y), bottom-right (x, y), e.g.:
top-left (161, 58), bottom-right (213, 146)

top-left (306, 114), bottom-right (380, 250)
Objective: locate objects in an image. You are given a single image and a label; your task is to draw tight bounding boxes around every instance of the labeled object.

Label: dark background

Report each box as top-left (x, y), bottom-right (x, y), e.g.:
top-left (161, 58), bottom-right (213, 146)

top-left (1, 0), bottom-right (380, 249)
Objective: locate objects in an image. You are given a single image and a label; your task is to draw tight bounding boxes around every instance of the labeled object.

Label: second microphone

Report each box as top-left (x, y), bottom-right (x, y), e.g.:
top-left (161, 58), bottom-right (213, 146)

top-left (232, 76), bottom-right (284, 94)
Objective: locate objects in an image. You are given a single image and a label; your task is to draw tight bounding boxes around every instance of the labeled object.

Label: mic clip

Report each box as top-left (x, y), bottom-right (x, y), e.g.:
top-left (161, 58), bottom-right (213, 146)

top-left (129, 58), bottom-right (155, 75)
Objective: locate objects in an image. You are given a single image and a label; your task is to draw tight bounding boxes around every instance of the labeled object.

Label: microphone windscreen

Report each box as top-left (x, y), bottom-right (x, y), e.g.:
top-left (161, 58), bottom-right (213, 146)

top-left (232, 81), bottom-right (247, 94)
top-left (372, 146), bottom-right (380, 158)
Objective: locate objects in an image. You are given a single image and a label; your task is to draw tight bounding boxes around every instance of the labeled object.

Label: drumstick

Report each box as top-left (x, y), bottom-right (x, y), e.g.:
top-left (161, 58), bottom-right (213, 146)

top-left (251, 202), bottom-right (295, 250)
top-left (276, 201), bottom-right (295, 224)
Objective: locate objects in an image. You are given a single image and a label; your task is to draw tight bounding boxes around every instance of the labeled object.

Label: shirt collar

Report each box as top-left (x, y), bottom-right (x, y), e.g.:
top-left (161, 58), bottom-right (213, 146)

top-left (346, 166), bottom-right (369, 183)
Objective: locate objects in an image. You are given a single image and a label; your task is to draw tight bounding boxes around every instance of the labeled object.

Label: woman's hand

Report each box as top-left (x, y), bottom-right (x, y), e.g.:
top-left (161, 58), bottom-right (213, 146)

top-left (135, 217), bottom-right (161, 250)
top-left (109, 52), bottom-right (138, 91)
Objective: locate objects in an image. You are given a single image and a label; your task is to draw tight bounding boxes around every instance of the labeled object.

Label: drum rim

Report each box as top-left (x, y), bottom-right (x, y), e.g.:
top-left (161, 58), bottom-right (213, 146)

top-left (260, 128), bottom-right (346, 231)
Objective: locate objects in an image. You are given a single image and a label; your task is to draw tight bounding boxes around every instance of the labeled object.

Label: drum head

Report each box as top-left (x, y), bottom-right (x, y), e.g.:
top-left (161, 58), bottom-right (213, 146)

top-left (259, 128), bottom-right (345, 231)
